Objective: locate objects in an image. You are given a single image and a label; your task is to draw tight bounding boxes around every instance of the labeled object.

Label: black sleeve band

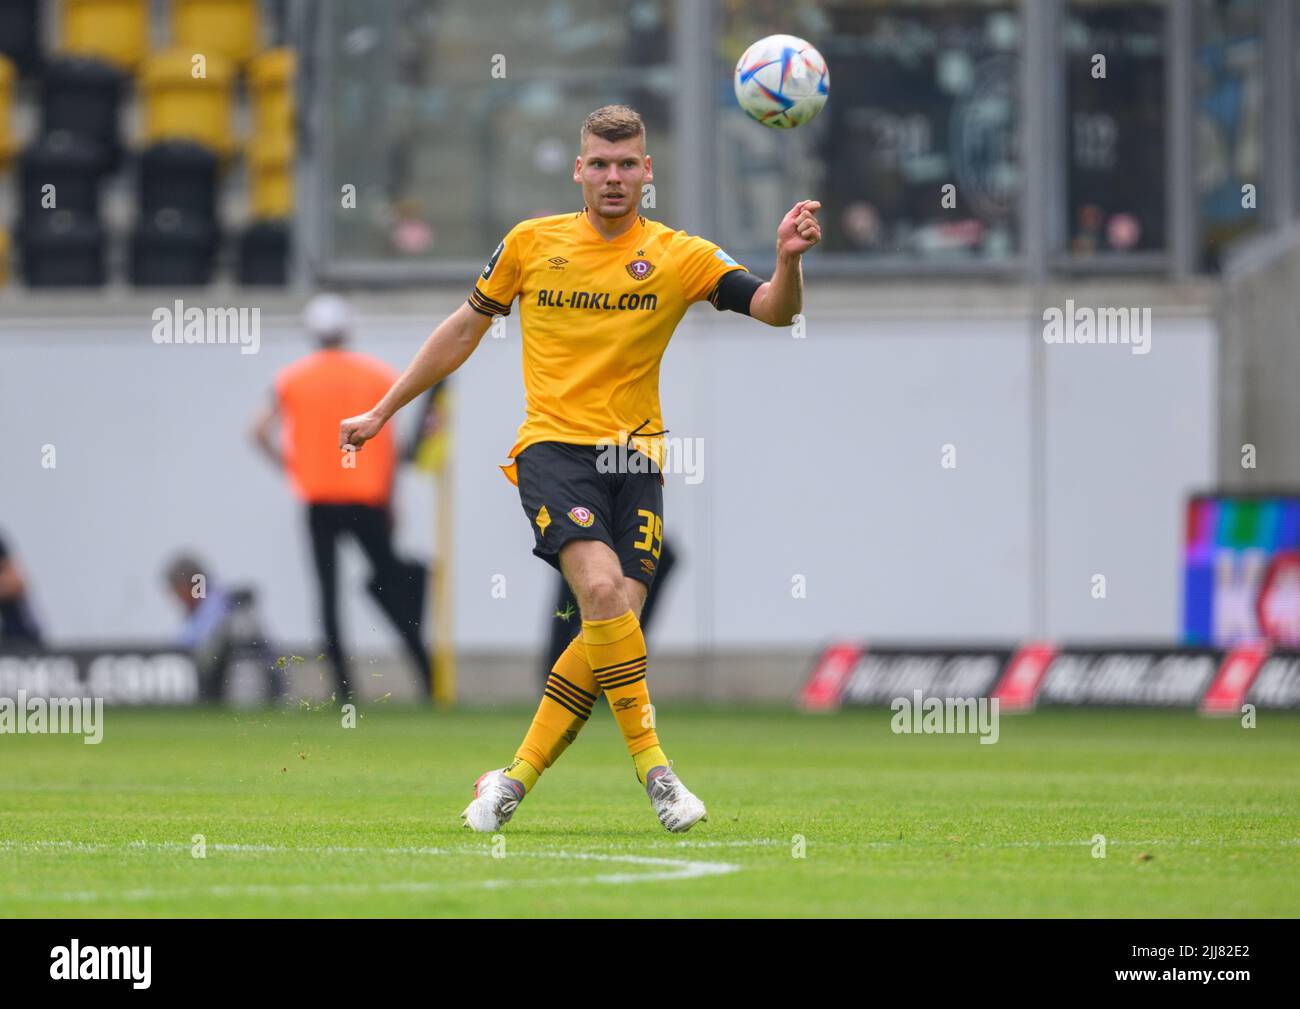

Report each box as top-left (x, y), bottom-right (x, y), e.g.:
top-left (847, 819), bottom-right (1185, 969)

top-left (467, 288), bottom-right (511, 317)
top-left (708, 269), bottom-right (764, 315)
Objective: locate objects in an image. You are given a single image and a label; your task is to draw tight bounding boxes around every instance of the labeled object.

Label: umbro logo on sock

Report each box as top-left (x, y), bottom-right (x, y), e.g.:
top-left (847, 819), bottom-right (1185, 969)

top-left (612, 697), bottom-right (639, 711)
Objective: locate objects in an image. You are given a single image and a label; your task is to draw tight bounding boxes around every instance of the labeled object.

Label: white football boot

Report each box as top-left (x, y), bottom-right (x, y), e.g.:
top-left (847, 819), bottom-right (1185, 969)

top-left (644, 764), bottom-right (708, 833)
top-left (460, 769), bottom-right (526, 832)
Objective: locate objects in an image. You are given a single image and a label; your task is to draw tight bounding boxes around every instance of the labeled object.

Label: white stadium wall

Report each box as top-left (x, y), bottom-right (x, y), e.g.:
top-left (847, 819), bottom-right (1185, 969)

top-left (2, 284), bottom-right (1215, 655)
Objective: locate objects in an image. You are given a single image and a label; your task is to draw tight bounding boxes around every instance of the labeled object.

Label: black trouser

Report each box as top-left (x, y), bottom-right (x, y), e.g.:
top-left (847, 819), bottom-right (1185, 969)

top-left (540, 537), bottom-right (677, 686)
top-left (307, 503), bottom-right (432, 699)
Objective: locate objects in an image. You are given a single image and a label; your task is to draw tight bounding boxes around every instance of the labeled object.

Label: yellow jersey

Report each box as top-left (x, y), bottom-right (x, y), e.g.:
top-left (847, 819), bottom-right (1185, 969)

top-left (468, 209), bottom-right (748, 484)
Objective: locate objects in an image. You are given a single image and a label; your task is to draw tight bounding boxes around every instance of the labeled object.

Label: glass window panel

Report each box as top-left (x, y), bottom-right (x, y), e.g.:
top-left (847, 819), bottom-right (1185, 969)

top-left (1196, 0), bottom-right (1264, 270)
top-left (1064, 1), bottom-right (1166, 257)
top-left (716, 0), bottom-right (1022, 263)
top-left (322, 0), bottom-right (675, 264)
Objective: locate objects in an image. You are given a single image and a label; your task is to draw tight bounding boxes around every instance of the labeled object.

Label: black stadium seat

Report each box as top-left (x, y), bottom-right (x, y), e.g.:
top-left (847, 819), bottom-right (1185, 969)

top-left (138, 141), bottom-right (219, 223)
top-left (130, 208), bottom-right (217, 286)
top-left (0, 0), bottom-right (41, 76)
top-left (40, 55), bottom-right (126, 172)
top-left (19, 210), bottom-right (105, 287)
top-left (238, 219), bottom-right (290, 286)
top-left (18, 131), bottom-right (105, 221)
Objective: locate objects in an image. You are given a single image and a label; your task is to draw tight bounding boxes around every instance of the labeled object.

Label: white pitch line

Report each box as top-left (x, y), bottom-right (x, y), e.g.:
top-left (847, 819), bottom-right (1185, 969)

top-left (0, 838), bottom-right (783, 856)
top-left (3, 835), bottom-right (1299, 906)
top-left (0, 840), bottom-right (740, 904)
top-left (3, 836), bottom-right (1298, 858)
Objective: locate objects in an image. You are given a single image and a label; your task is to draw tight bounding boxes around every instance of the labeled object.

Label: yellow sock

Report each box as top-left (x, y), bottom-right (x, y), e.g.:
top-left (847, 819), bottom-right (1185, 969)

top-left (503, 756), bottom-right (540, 792)
top-left (583, 610), bottom-right (662, 776)
top-left (633, 744), bottom-right (669, 785)
top-left (510, 635), bottom-right (600, 792)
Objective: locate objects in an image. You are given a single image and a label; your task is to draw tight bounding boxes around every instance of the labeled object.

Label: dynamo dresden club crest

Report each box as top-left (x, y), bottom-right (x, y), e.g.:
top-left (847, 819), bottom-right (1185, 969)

top-left (567, 507), bottom-right (595, 528)
top-left (625, 258), bottom-right (655, 281)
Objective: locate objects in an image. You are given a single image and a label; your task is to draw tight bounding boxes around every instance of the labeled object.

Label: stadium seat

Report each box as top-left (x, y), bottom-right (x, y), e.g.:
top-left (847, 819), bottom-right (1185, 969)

top-left (129, 207), bottom-right (217, 286)
top-left (0, 55), bottom-right (13, 170)
top-left (172, 0), bottom-right (261, 70)
top-left (0, 0), bottom-right (41, 76)
top-left (60, 0), bottom-right (149, 72)
top-left (19, 210), bottom-right (105, 286)
top-left (141, 49), bottom-right (235, 158)
top-left (249, 132), bottom-right (294, 218)
top-left (138, 140), bottom-right (219, 223)
top-left (18, 131), bottom-right (106, 222)
top-left (237, 218), bottom-right (289, 285)
top-left (249, 48), bottom-right (294, 138)
top-left (40, 55), bottom-right (125, 172)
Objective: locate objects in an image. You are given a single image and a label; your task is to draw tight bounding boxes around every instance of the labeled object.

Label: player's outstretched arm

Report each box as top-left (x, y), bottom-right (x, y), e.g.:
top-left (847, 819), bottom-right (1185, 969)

top-left (748, 199), bottom-right (821, 327)
top-left (340, 301), bottom-right (493, 449)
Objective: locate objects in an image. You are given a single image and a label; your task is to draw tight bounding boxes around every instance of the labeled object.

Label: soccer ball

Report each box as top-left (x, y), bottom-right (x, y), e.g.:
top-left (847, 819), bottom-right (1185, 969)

top-left (733, 34), bottom-right (829, 129)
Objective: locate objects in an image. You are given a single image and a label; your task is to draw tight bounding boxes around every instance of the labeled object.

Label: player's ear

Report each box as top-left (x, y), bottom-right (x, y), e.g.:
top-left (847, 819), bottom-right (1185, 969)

top-left (644, 153), bottom-right (653, 183)
top-left (573, 156), bottom-right (583, 184)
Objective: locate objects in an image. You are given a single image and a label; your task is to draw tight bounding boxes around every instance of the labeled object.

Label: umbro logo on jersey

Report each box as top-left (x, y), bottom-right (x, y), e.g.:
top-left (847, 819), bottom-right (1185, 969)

top-left (625, 258), bottom-right (655, 281)
top-left (548, 256), bottom-right (568, 270)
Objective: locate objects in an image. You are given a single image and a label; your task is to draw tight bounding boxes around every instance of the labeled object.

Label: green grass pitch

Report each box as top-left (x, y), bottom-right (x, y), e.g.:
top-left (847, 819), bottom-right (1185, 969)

top-left (2, 704), bottom-right (1298, 917)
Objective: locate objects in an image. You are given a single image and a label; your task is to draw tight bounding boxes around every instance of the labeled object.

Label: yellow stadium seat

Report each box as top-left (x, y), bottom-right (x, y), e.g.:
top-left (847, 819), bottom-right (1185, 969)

top-left (141, 49), bottom-right (236, 158)
top-left (60, 0), bottom-right (149, 71)
top-left (0, 55), bottom-right (13, 170)
top-left (249, 132), bottom-right (293, 218)
top-left (172, 0), bottom-right (260, 70)
top-left (249, 48), bottom-right (295, 139)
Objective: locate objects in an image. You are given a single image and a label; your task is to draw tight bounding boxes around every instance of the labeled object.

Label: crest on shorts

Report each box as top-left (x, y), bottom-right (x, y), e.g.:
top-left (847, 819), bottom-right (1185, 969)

top-left (535, 505), bottom-right (551, 535)
top-left (567, 506), bottom-right (595, 528)
top-left (625, 258), bottom-right (655, 281)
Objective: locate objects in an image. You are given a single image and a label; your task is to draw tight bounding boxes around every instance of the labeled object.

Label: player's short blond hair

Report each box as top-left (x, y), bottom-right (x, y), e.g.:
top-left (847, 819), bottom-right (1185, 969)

top-left (580, 105), bottom-right (646, 151)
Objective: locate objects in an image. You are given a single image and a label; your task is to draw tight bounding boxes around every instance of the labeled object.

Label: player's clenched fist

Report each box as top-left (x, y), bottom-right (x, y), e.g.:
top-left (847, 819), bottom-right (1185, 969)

top-left (777, 199), bottom-right (822, 257)
top-left (339, 410), bottom-right (386, 450)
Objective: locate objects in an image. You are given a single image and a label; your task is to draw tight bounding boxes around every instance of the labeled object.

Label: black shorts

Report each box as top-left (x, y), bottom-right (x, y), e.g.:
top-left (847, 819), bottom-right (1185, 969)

top-left (515, 441), bottom-right (665, 587)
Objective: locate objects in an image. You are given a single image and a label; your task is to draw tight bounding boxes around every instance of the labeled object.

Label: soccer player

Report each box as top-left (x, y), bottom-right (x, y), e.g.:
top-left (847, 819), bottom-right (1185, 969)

top-left (340, 104), bottom-right (820, 832)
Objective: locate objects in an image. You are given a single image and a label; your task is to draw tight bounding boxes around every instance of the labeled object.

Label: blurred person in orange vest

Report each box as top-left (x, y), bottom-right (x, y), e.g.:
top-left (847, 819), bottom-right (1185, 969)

top-left (250, 294), bottom-right (432, 700)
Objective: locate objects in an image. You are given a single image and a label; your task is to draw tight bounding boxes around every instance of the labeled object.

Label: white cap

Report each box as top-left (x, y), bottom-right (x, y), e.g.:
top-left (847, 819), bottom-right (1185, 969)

top-left (303, 293), bottom-right (354, 339)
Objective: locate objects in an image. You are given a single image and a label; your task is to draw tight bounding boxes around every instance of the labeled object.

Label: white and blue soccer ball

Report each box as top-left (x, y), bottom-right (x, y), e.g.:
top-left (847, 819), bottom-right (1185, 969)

top-left (733, 34), bottom-right (829, 129)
